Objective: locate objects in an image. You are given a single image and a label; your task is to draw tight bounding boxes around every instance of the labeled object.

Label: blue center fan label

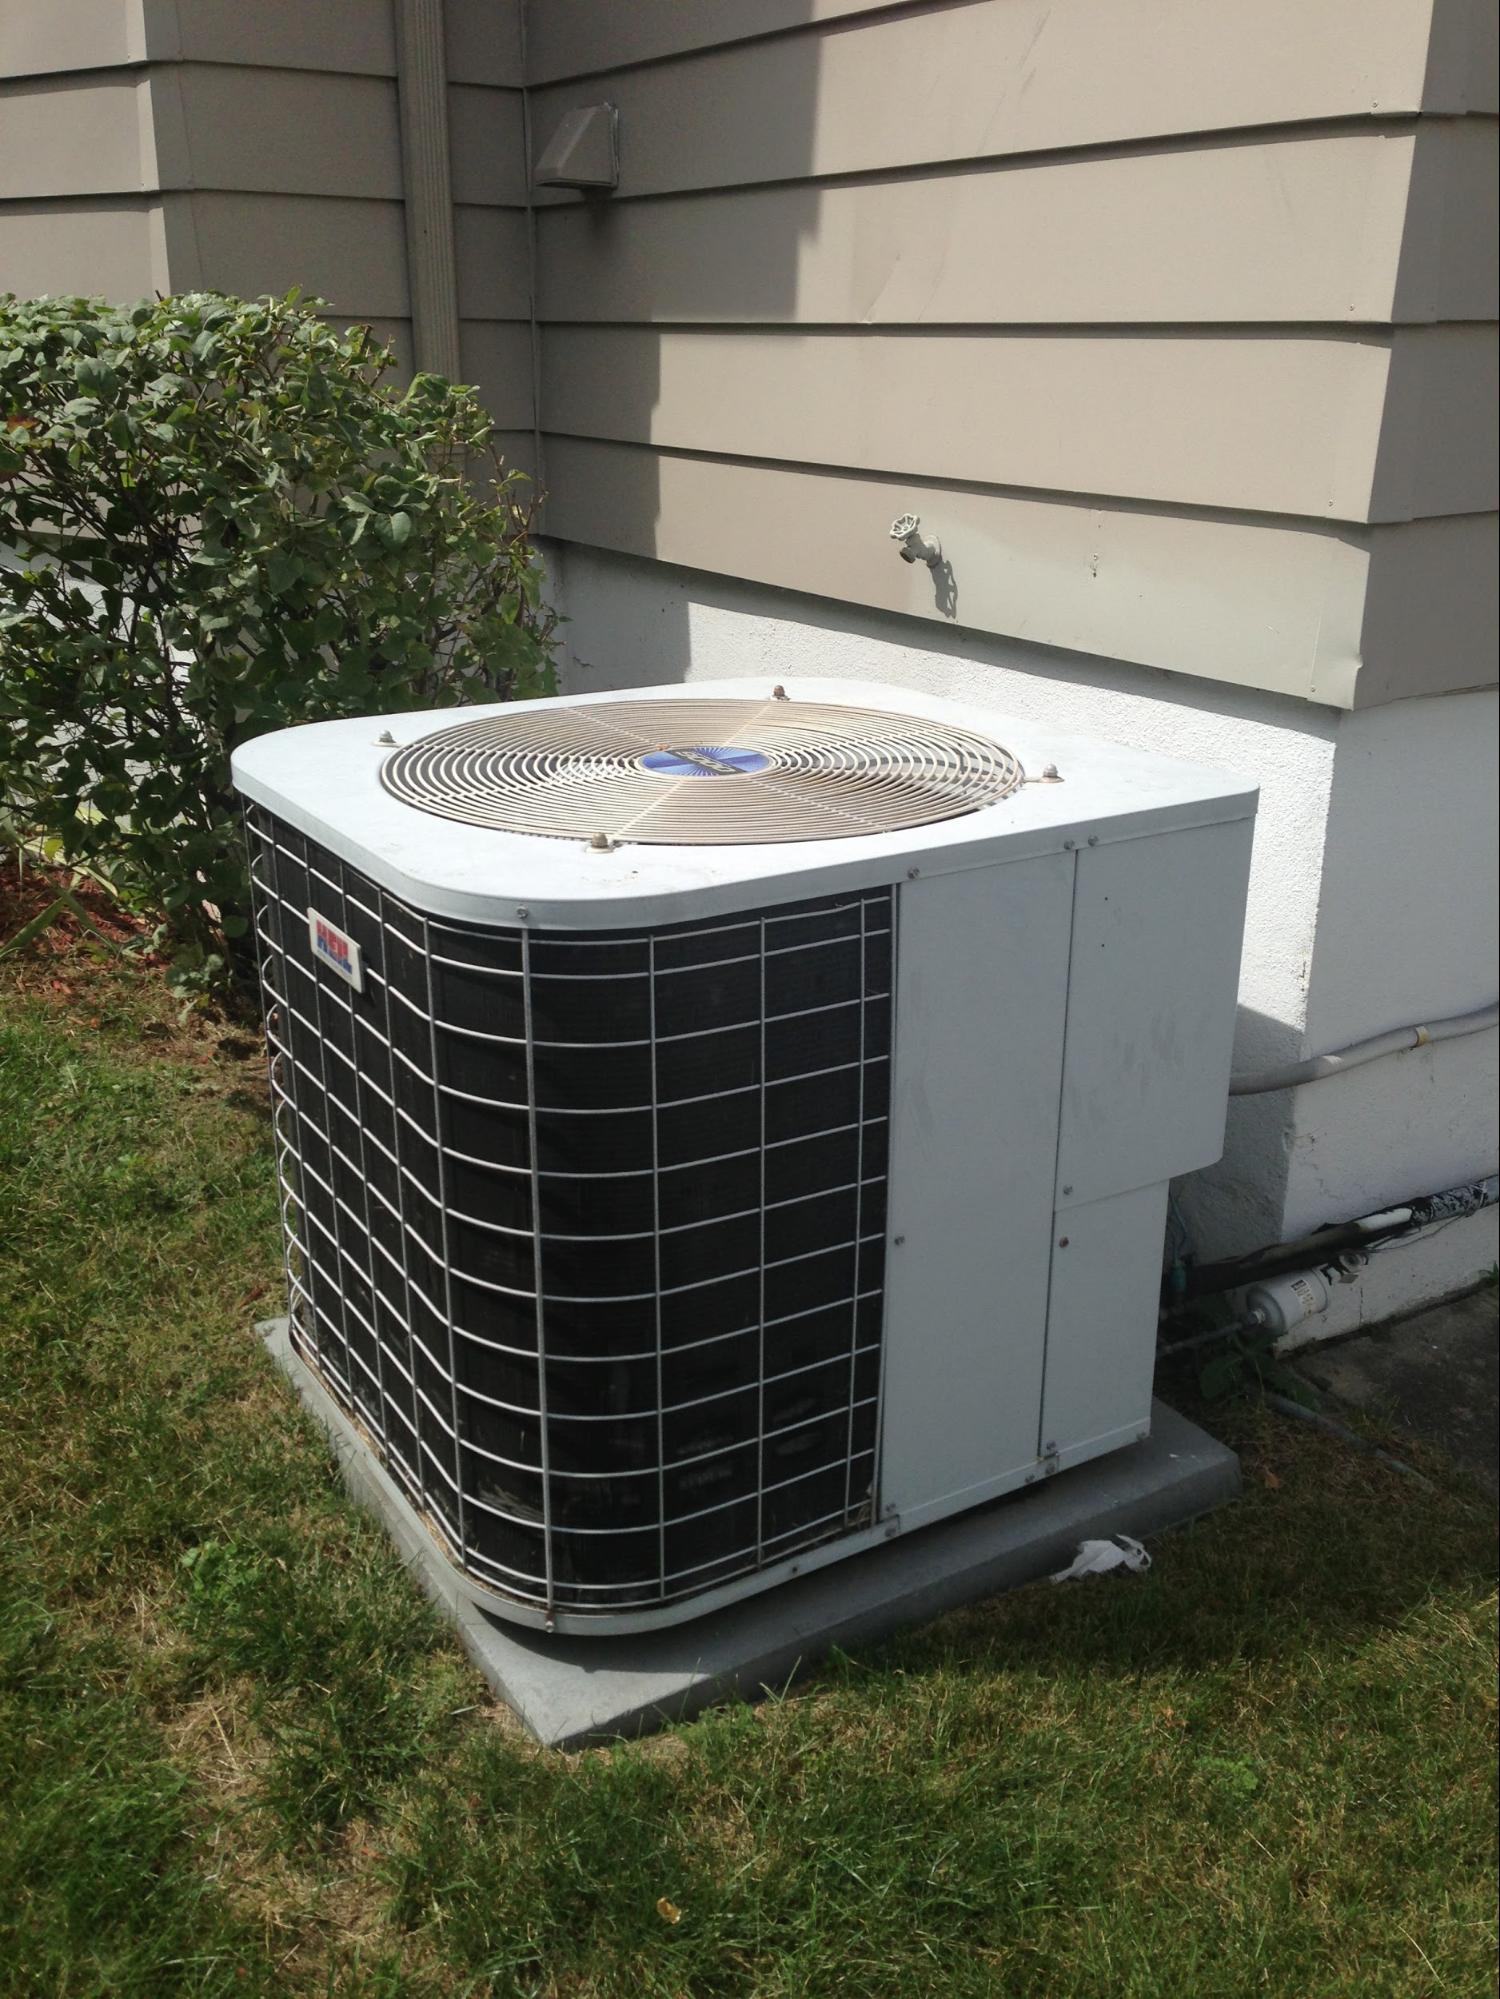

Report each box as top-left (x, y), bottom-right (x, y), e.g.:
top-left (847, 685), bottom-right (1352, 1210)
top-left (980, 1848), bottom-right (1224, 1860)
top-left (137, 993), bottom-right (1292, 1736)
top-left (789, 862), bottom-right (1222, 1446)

top-left (307, 907), bottom-right (363, 991)
top-left (639, 745), bottom-right (771, 778)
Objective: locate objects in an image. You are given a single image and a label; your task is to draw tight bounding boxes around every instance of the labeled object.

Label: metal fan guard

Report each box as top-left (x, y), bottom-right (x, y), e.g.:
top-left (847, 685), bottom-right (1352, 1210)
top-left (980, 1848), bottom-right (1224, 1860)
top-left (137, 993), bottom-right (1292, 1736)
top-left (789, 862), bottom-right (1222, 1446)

top-left (379, 696), bottom-right (1024, 845)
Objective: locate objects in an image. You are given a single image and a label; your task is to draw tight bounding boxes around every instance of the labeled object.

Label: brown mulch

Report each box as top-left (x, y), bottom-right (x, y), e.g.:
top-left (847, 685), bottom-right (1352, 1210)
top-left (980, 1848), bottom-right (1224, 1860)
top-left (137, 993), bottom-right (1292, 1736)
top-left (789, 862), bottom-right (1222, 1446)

top-left (0, 858), bottom-right (267, 1093)
top-left (0, 857), bottom-right (151, 956)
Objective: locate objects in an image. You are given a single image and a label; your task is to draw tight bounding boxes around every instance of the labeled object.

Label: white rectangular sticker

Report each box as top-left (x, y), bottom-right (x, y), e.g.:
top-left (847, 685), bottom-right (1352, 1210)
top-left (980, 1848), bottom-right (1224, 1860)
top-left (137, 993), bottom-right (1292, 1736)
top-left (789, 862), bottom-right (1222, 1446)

top-left (307, 907), bottom-right (363, 992)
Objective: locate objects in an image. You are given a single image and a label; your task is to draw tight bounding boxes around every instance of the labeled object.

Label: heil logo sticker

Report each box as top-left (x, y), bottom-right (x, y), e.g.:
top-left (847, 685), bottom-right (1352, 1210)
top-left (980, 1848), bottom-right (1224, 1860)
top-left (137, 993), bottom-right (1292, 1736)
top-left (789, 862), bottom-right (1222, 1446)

top-left (307, 908), bottom-right (364, 992)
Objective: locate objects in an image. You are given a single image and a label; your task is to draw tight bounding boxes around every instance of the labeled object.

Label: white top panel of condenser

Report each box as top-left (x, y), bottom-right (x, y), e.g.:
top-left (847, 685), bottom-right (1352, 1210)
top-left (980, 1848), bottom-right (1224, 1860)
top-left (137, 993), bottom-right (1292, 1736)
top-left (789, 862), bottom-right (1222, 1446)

top-left (231, 677), bottom-right (1257, 928)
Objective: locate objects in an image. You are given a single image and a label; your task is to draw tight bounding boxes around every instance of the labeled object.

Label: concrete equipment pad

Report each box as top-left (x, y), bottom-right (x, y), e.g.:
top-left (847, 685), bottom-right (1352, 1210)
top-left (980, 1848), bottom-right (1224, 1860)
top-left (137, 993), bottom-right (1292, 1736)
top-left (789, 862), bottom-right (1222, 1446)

top-left (261, 1318), bottom-right (1240, 1748)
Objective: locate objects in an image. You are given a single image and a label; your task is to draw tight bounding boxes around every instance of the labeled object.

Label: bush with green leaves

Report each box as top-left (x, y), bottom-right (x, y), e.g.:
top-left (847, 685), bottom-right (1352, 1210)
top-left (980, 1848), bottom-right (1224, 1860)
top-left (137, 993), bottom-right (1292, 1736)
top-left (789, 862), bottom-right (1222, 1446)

top-left (0, 291), bottom-right (555, 996)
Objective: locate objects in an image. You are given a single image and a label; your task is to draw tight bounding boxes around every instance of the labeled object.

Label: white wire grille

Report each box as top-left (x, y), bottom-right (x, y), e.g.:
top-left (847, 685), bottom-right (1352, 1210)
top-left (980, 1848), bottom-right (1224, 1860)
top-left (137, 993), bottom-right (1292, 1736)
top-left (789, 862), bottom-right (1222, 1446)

top-left (246, 805), bottom-right (891, 1619)
top-left (380, 695), bottom-right (1023, 844)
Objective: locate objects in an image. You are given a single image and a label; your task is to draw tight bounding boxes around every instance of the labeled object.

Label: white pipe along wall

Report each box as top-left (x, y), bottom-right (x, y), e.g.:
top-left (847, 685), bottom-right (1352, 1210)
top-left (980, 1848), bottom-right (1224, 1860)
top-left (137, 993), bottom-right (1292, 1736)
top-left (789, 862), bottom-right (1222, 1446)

top-left (1228, 1002), bottom-right (1500, 1094)
top-left (544, 542), bottom-right (1500, 1345)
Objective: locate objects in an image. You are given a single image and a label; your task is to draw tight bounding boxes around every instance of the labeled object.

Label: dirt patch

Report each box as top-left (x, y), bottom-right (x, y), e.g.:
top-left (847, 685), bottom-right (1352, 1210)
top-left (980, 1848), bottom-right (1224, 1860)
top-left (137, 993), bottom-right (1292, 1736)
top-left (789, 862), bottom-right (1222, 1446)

top-left (2, 857), bottom-right (270, 1090)
top-left (1292, 1285), bottom-right (1499, 1496)
top-left (0, 858), bottom-right (151, 958)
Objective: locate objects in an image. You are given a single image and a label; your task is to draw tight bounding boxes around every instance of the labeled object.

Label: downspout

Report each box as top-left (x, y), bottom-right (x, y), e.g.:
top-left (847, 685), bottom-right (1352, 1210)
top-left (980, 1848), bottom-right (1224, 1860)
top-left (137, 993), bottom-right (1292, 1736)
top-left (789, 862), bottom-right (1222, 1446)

top-left (394, 0), bottom-right (462, 380)
top-left (517, 1), bottom-right (545, 493)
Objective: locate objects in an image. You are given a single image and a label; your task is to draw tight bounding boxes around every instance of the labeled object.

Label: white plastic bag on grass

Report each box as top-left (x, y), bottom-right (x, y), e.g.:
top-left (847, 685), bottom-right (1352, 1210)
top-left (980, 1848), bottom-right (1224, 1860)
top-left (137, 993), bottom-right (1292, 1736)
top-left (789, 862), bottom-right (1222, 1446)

top-left (1050, 1534), bottom-right (1151, 1582)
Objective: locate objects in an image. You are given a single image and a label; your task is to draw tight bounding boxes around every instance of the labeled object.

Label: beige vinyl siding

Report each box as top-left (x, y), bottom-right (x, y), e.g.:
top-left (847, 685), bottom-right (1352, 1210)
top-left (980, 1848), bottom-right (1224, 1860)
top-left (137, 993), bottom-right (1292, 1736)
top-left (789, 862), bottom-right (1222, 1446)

top-left (139, 0), bottom-right (519, 85)
top-left (0, 0), bottom-right (520, 87)
top-left (541, 325), bottom-right (1495, 525)
top-left (147, 67), bottom-right (406, 199)
top-left (455, 323), bottom-right (536, 432)
top-left (0, 199), bottom-right (169, 301)
top-left (159, 194), bottom-right (411, 316)
top-left (455, 206), bottom-right (532, 320)
top-left (536, 126), bottom-right (1497, 329)
top-left (150, 65), bottom-right (529, 418)
top-left (5, 0), bottom-right (1495, 709)
top-left (1396, 120), bottom-right (1500, 320)
top-left (1424, 0), bottom-right (1499, 112)
top-left (0, 40), bottom-right (156, 302)
top-left (2, 65), bottom-right (517, 209)
top-left (1375, 324), bottom-right (1498, 521)
top-left (443, 0), bottom-right (525, 87)
top-left (0, 1), bottom-right (532, 436)
top-left (524, 0), bottom-right (902, 85)
top-left (445, 85), bottom-right (529, 207)
top-left (542, 436), bottom-right (1499, 708)
top-left (531, 0), bottom-right (1498, 705)
top-left (1357, 512), bottom-right (1499, 705)
top-left (0, 73), bottom-right (155, 199)
top-left (527, 0), bottom-right (1479, 206)
top-left (153, 191), bottom-right (524, 330)
top-left (525, 0), bottom-right (1498, 99)
top-left (261, 309), bottom-right (534, 476)
top-left (139, 0), bottom-right (397, 77)
top-left (535, 433), bottom-right (1497, 701)
top-left (0, 0), bottom-right (147, 78)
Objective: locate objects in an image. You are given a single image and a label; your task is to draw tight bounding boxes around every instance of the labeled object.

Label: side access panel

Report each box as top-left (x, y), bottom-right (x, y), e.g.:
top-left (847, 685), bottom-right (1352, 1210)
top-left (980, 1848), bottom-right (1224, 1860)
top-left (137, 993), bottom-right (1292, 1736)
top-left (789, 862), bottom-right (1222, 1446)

top-left (1054, 817), bottom-right (1254, 1209)
top-left (880, 853), bottom-right (1074, 1531)
top-left (1039, 1179), bottom-right (1169, 1471)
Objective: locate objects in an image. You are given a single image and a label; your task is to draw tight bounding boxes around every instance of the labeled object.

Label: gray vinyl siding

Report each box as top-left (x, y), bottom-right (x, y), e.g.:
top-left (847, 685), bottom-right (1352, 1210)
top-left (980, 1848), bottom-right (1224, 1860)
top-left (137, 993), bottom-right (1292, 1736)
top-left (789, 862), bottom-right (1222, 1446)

top-left (528, 0), bottom-right (1498, 706)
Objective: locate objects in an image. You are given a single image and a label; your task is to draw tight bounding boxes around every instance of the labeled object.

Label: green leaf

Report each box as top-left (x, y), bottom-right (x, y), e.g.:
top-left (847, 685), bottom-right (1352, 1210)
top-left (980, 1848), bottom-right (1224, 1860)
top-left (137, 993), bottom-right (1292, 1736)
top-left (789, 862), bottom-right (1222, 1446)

top-left (265, 549), bottom-right (301, 596)
top-left (1259, 1360), bottom-right (1320, 1408)
top-left (1198, 1353), bottom-right (1243, 1402)
top-left (0, 286), bottom-right (555, 996)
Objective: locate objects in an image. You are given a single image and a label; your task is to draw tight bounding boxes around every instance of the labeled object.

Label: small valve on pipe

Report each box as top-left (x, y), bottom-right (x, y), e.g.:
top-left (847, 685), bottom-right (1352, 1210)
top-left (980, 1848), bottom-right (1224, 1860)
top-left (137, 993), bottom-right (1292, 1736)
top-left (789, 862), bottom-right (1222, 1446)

top-left (890, 514), bottom-right (942, 567)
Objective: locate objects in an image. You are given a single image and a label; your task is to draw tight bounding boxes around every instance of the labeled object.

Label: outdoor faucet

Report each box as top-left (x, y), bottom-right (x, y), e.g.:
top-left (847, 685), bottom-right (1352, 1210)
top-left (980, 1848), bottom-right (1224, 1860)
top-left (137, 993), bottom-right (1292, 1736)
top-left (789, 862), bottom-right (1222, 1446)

top-left (889, 514), bottom-right (942, 567)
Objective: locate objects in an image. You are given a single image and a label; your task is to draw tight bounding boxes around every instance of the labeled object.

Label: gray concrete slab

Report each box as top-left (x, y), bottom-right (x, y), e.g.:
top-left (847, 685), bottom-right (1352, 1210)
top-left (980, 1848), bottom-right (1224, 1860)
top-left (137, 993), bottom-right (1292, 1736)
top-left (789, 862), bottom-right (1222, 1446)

top-left (261, 1319), bottom-right (1240, 1748)
top-left (1292, 1283), bottom-right (1498, 1495)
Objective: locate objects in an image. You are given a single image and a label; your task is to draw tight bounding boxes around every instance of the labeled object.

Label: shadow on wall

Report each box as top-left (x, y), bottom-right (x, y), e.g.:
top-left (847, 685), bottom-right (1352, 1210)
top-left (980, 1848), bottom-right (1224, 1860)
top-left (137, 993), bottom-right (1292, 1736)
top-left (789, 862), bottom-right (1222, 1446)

top-left (537, 1), bottom-right (826, 678)
top-left (1176, 1003), bottom-right (1309, 1263)
top-left (557, 548), bottom-right (1350, 1263)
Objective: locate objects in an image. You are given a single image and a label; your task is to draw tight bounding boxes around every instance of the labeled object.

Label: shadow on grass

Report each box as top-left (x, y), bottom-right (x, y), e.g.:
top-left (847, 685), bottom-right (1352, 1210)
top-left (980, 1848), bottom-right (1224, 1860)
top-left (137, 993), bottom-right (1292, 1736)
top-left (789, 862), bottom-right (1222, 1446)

top-left (864, 1381), bottom-right (1495, 1689)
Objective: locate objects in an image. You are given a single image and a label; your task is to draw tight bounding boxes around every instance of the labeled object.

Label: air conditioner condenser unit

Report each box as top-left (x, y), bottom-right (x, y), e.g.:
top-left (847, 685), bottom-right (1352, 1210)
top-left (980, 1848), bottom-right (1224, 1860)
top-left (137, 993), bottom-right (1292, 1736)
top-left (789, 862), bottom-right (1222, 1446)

top-left (232, 680), bottom-right (1255, 1634)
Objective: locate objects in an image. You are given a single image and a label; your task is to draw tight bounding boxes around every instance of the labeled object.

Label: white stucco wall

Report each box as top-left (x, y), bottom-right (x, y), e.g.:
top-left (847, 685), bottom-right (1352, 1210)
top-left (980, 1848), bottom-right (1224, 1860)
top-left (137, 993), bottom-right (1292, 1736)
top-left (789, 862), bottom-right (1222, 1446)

top-left (1275, 684), bottom-right (1500, 1326)
top-left (1283, 688), bottom-right (1499, 1227)
top-left (544, 541), bottom-right (1499, 1327)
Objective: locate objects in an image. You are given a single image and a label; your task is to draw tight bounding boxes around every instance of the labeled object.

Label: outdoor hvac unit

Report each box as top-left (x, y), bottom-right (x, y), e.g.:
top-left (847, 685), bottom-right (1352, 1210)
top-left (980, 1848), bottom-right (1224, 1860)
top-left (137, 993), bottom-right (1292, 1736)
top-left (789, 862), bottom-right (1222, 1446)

top-left (232, 679), bottom-right (1255, 1635)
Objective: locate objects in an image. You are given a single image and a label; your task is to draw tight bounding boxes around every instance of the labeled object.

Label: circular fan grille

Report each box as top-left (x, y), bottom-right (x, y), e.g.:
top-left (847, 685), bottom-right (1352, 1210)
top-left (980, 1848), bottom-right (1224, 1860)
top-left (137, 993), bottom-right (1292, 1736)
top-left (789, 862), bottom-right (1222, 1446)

top-left (379, 696), bottom-right (1023, 845)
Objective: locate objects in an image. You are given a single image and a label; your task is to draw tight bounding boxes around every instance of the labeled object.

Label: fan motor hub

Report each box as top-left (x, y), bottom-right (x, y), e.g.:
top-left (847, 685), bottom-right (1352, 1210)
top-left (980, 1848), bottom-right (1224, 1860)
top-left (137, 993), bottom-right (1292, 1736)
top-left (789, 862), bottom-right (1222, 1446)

top-left (638, 745), bottom-right (772, 778)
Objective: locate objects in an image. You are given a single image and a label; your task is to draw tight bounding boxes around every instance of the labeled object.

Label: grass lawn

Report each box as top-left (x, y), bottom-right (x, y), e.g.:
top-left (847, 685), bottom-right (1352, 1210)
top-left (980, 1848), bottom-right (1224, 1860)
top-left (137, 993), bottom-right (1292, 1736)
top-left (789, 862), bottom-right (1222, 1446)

top-left (2, 898), bottom-right (1496, 1998)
